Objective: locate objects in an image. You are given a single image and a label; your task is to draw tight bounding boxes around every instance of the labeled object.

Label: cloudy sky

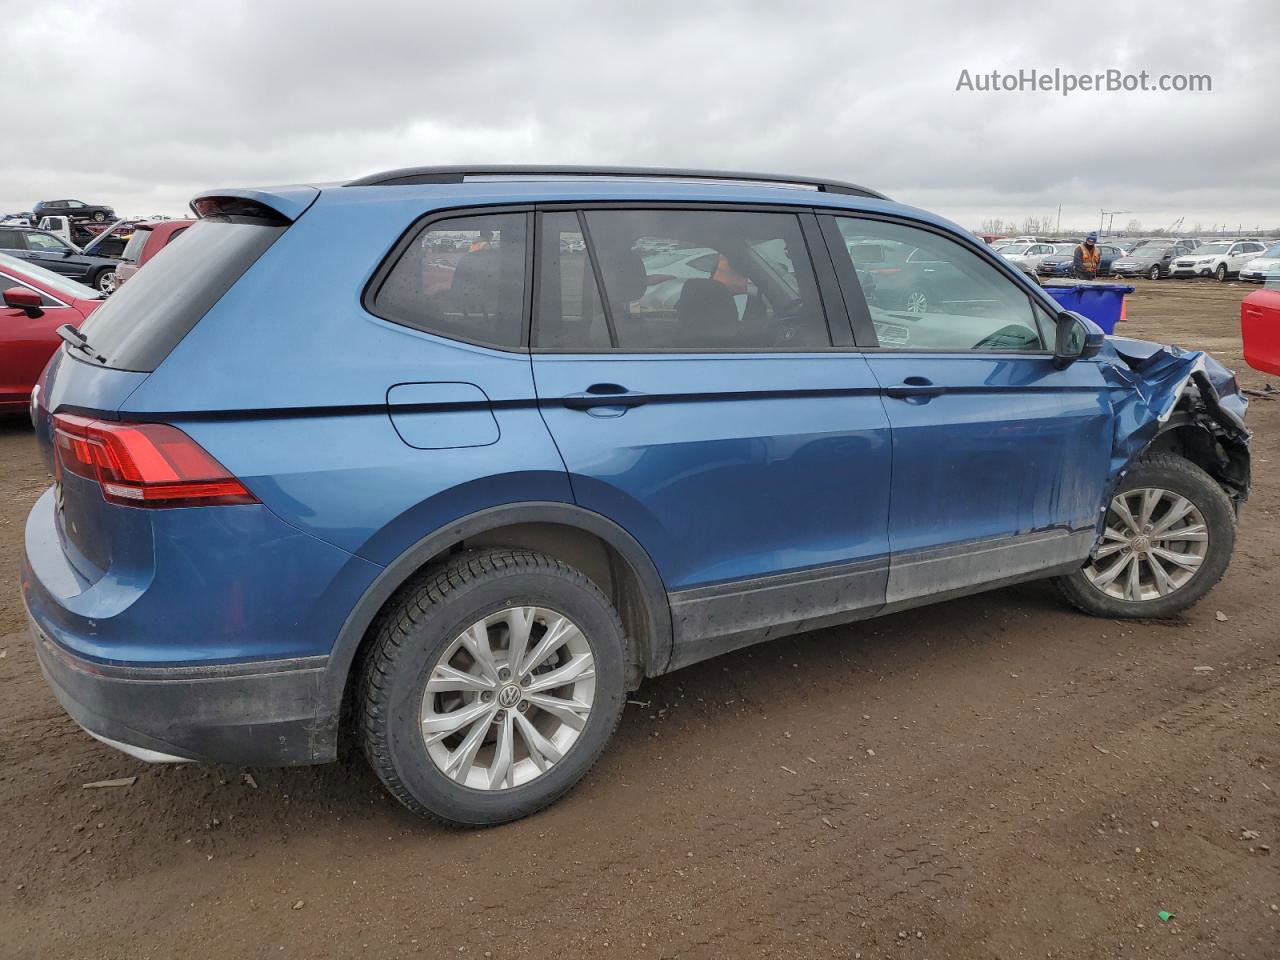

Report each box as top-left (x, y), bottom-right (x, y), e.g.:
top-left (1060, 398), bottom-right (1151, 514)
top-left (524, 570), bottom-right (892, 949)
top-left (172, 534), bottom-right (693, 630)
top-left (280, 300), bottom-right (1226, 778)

top-left (5, 0), bottom-right (1277, 234)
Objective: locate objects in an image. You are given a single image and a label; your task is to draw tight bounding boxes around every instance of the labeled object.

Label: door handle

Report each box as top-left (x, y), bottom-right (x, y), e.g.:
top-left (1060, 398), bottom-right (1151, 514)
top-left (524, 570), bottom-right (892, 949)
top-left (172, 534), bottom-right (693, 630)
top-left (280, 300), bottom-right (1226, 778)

top-left (884, 376), bottom-right (946, 399)
top-left (562, 384), bottom-right (649, 411)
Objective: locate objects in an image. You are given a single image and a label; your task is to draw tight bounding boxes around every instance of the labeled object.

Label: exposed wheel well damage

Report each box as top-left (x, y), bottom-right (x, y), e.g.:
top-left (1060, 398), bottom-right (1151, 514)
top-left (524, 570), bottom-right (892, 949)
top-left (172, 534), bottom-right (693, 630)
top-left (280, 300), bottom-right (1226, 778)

top-left (1104, 338), bottom-right (1251, 510)
top-left (1133, 367), bottom-right (1251, 510)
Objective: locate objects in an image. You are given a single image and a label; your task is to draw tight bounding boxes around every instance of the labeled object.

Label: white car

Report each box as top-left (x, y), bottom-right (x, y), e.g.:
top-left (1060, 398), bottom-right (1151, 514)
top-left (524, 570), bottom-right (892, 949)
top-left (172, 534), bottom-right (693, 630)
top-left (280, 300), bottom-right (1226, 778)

top-left (998, 241), bottom-right (1062, 272)
top-left (1170, 239), bottom-right (1270, 281)
top-left (1239, 243), bottom-right (1280, 284)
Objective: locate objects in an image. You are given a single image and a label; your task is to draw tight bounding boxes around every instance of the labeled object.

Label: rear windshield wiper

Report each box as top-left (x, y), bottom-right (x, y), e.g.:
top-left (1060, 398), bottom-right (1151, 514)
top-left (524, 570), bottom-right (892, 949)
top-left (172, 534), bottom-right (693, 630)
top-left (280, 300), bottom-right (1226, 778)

top-left (57, 324), bottom-right (107, 365)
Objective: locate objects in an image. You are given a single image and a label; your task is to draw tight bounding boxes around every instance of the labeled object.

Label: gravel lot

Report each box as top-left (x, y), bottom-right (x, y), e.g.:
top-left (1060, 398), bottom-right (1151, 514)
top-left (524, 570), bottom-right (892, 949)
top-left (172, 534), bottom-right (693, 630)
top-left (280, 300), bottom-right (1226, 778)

top-left (2, 279), bottom-right (1277, 959)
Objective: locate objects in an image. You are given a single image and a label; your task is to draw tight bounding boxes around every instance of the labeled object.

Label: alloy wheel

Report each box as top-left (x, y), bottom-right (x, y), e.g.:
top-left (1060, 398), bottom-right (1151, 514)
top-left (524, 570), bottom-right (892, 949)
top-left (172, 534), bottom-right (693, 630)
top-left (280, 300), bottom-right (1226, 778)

top-left (420, 606), bottom-right (596, 791)
top-left (1083, 487), bottom-right (1209, 602)
top-left (905, 290), bottom-right (928, 313)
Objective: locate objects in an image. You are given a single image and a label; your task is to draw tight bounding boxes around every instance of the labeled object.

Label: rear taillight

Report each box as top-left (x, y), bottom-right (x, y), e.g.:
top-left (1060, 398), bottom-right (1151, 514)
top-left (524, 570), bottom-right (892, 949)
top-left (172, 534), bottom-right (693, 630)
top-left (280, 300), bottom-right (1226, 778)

top-left (52, 414), bottom-right (258, 508)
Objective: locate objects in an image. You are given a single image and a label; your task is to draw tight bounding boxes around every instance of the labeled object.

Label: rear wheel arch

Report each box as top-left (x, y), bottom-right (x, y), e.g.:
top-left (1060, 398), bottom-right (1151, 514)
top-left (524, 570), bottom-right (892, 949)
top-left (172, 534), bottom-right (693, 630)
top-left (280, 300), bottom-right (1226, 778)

top-left (324, 503), bottom-right (672, 742)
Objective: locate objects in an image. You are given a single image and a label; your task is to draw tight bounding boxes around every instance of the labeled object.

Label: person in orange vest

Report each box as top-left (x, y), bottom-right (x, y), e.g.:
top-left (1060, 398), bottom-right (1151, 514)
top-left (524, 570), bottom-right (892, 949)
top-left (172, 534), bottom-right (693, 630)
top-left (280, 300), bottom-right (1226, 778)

top-left (1073, 232), bottom-right (1101, 280)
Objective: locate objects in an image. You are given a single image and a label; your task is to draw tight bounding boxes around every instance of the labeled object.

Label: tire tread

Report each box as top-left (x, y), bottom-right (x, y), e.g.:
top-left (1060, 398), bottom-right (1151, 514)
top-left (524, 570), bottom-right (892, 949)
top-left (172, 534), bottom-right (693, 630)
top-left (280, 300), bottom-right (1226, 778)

top-left (1055, 453), bottom-right (1236, 618)
top-left (357, 548), bottom-right (625, 826)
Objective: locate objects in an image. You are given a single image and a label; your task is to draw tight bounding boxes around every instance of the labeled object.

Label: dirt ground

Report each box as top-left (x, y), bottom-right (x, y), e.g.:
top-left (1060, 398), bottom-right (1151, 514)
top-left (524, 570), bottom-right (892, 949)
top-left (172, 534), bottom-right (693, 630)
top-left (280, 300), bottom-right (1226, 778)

top-left (1, 279), bottom-right (1277, 960)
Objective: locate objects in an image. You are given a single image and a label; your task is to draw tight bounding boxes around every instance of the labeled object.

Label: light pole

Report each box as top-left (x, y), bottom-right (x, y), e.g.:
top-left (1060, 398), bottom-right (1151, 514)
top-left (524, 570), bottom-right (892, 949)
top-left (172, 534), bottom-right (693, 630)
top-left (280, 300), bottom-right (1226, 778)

top-left (1100, 209), bottom-right (1131, 237)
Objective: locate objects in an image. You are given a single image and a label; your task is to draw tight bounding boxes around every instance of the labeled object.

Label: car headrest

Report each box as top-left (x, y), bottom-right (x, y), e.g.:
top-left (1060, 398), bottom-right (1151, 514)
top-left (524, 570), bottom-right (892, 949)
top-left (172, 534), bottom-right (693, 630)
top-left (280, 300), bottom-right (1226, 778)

top-left (676, 278), bottom-right (737, 330)
top-left (597, 246), bottom-right (647, 304)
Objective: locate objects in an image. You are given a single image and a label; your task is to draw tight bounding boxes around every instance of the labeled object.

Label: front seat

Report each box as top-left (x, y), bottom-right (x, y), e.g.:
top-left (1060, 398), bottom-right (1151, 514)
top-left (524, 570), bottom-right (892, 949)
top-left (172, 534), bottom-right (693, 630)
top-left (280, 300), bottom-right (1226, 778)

top-left (675, 278), bottom-right (738, 347)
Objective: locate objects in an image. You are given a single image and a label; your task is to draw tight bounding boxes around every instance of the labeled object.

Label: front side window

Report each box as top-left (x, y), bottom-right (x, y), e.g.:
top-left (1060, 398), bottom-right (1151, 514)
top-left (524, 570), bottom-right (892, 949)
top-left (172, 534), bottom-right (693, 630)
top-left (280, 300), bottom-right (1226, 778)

top-left (0, 272), bottom-right (60, 306)
top-left (373, 212), bottom-right (528, 349)
top-left (831, 217), bottom-right (1045, 352)
top-left (536, 208), bottom-right (828, 352)
top-left (26, 232), bottom-right (70, 252)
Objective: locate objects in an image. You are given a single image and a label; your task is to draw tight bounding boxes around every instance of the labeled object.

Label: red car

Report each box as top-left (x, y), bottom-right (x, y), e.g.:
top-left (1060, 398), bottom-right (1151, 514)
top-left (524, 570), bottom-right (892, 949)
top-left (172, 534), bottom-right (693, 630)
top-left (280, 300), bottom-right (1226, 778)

top-left (112, 219), bottom-right (195, 288)
top-left (1242, 286), bottom-right (1280, 376)
top-left (0, 253), bottom-right (103, 411)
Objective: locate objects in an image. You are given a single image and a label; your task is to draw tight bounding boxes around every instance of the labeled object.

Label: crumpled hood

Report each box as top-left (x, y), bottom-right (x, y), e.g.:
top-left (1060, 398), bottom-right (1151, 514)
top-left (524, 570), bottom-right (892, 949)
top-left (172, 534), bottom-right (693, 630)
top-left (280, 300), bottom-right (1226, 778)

top-left (1097, 335), bottom-right (1250, 496)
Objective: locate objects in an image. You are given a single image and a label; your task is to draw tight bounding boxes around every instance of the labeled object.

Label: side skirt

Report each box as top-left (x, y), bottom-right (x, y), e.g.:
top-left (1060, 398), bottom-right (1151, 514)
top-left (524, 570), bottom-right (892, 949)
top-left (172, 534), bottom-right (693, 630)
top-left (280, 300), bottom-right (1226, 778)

top-left (663, 528), bottom-right (1094, 673)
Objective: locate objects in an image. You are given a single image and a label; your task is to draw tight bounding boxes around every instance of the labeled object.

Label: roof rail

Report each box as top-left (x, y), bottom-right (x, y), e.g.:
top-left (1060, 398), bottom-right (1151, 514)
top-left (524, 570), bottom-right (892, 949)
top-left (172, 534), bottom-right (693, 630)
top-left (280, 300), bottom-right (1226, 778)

top-left (344, 165), bottom-right (888, 200)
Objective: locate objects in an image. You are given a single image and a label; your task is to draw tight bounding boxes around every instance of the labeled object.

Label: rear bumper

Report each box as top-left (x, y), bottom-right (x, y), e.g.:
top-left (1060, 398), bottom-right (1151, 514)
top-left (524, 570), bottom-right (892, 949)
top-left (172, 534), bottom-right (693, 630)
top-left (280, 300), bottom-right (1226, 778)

top-left (29, 610), bottom-right (332, 765)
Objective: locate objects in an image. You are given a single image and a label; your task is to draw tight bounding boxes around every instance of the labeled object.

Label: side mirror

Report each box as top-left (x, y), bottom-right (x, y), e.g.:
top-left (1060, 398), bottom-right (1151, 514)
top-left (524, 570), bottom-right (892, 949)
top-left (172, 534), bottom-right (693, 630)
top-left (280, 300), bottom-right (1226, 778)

top-left (3, 286), bottom-right (44, 317)
top-left (1053, 310), bottom-right (1104, 368)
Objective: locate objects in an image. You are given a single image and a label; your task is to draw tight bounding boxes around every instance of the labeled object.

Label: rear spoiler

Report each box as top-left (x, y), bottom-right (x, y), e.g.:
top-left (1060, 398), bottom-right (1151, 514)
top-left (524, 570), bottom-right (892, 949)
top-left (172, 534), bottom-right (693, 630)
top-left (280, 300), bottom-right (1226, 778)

top-left (189, 185), bottom-right (319, 224)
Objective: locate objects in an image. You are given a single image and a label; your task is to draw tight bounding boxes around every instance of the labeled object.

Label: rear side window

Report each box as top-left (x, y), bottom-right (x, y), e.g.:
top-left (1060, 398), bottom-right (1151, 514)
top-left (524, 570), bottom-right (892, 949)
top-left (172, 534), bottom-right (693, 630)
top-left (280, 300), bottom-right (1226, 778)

top-left (536, 208), bottom-right (830, 352)
top-left (76, 220), bottom-right (284, 372)
top-left (372, 213), bottom-right (528, 349)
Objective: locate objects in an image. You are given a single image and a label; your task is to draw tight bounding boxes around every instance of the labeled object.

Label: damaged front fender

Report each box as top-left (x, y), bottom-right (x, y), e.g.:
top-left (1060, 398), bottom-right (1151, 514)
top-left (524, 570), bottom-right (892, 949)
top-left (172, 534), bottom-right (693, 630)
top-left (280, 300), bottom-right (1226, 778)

top-left (1100, 336), bottom-right (1252, 507)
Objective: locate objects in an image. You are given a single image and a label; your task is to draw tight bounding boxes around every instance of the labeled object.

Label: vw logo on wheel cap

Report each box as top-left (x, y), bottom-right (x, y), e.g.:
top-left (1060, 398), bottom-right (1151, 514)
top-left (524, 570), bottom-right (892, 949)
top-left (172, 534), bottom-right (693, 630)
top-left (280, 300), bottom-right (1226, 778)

top-left (497, 684), bottom-right (522, 708)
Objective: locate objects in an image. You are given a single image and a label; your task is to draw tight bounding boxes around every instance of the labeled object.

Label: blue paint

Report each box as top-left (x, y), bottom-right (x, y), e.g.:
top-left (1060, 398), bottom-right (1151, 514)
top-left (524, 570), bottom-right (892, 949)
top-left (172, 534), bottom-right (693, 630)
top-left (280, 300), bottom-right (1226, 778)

top-left (21, 174), bottom-right (1249, 687)
top-left (387, 382), bottom-right (500, 449)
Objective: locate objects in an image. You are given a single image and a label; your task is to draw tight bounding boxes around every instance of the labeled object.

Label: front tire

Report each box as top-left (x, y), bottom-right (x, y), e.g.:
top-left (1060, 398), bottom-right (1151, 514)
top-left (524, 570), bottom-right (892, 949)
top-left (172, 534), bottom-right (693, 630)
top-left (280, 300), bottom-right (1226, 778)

top-left (92, 211), bottom-right (106, 222)
top-left (1055, 454), bottom-right (1235, 619)
top-left (358, 549), bottom-right (627, 826)
top-left (1148, 264), bottom-right (1162, 280)
top-left (93, 269), bottom-right (116, 292)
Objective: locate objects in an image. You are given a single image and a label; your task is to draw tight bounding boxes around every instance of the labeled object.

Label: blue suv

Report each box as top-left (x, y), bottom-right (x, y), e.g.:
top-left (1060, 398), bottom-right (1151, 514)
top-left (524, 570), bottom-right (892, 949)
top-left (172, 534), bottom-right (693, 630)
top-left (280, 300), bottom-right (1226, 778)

top-left (22, 167), bottom-right (1251, 825)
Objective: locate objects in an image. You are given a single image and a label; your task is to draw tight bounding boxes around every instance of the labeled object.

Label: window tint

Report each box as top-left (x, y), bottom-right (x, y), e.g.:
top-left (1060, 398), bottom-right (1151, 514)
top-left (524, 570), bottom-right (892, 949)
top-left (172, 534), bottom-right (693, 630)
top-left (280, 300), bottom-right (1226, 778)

top-left (535, 212), bottom-right (610, 350)
top-left (572, 209), bottom-right (829, 351)
top-left (832, 218), bottom-right (1044, 352)
top-left (76, 220), bottom-right (284, 371)
top-left (373, 213), bottom-right (528, 349)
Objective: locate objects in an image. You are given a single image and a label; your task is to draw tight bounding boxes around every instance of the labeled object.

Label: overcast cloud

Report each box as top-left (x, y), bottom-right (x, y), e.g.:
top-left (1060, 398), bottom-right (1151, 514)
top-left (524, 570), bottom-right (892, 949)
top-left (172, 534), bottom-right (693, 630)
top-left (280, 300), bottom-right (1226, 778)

top-left (4, 0), bottom-right (1277, 233)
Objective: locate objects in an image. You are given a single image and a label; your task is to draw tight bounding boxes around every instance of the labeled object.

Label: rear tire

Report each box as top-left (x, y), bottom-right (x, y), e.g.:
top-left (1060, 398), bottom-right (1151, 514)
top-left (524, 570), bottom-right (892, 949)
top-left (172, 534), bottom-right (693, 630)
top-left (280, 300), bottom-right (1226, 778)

top-left (1215, 263), bottom-right (1228, 282)
top-left (358, 549), bottom-right (627, 826)
top-left (1054, 454), bottom-right (1235, 619)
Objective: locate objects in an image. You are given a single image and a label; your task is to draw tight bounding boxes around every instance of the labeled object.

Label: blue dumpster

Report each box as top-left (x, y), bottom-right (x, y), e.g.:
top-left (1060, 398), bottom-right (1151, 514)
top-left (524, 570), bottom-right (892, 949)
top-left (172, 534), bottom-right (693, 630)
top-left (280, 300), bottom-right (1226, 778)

top-left (1042, 282), bottom-right (1135, 335)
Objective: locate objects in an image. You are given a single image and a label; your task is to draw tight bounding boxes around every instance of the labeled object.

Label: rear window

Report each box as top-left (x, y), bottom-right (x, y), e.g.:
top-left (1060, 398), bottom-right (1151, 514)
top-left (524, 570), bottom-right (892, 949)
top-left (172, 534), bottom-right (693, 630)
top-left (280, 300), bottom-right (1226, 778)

top-left (75, 220), bottom-right (284, 372)
top-left (121, 228), bottom-right (151, 262)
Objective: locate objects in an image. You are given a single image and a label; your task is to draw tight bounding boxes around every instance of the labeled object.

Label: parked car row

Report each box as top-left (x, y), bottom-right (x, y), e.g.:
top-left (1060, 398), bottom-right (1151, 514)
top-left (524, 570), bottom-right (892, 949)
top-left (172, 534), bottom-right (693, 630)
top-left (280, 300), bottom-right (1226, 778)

top-left (989, 233), bottom-right (1278, 282)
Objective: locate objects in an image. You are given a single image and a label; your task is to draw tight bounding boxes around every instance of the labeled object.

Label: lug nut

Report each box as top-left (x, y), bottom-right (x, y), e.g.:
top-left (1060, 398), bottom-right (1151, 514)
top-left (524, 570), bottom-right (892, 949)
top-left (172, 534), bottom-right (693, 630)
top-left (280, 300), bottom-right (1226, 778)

top-left (481, 691), bottom-right (493, 702)
top-left (521, 676), bottom-right (531, 687)
top-left (517, 701), bottom-right (530, 713)
top-left (498, 668), bottom-right (511, 681)
top-left (494, 709), bottom-right (506, 722)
